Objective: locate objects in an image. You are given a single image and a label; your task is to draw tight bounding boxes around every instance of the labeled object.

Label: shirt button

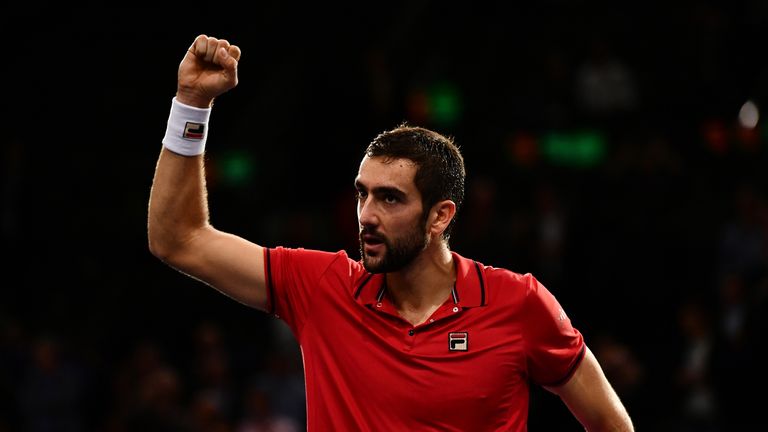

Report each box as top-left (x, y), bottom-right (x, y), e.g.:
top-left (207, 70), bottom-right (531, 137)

top-left (376, 302), bottom-right (382, 308)
top-left (408, 329), bottom-right (415, 336)
top-left (452, 306), bottom-right (459, 312)
top-left (429, 319), bottom-right (435, 323)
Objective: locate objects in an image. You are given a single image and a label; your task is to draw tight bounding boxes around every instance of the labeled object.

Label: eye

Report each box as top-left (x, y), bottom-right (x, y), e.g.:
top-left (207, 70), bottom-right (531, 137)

top-left (356, 190), bottom-right (367, 201)
top-left (383, 194), bottom-right (398, 204)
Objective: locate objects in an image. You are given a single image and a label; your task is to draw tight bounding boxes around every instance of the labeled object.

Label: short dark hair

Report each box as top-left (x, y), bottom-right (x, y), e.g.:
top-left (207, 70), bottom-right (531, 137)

top-left (365, 123), bottom-right (465, 239)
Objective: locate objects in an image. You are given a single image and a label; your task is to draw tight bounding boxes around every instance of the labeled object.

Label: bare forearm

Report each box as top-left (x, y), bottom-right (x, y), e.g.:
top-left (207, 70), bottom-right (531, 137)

top-left (147, 148), bottom-right (210, 259)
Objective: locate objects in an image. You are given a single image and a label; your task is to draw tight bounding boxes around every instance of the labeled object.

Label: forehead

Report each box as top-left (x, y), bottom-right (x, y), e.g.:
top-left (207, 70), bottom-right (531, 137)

top-left (356, 156), bottom-right (418, 191)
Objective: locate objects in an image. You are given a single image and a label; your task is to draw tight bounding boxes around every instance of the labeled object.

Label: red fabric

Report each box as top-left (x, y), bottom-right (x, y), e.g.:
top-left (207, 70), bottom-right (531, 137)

top-left (265, 247), bottom-right (585, 431)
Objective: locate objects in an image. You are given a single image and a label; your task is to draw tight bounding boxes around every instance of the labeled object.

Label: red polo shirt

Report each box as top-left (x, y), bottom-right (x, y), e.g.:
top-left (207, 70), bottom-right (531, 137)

top-left (264, 247), bottom-right (585, 431)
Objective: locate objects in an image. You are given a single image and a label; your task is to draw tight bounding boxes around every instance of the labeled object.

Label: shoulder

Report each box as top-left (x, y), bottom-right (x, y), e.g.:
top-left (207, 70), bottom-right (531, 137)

top-left (452, 251), bottom-right (533, 308)
top-left (466, 253), bottom-right (532, 290)
top-left (268, 246), bottom-right (350, 264)
top-left (481, 263), bottom-right (532, 286)
top-left (481, 264), bottom-right (536, 305)
top-left (269, 246), bottom-right (369, 283)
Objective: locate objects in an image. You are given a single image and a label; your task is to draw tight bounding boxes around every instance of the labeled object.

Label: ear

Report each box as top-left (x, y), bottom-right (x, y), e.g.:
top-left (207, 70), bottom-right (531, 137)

top-left (427, 200), bottom-right (457, 238)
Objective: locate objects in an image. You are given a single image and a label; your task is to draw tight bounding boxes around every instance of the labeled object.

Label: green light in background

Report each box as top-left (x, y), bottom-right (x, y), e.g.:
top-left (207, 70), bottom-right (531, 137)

top-left (218, 150), bottom-right (254, 187)
top-left (429, 82), bottom-right (461, 127)
top-left (541, 130), bottom-right (606, 168)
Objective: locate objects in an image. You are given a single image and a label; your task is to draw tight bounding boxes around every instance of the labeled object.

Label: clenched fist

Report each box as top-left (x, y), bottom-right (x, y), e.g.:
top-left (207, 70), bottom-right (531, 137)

top-left (176, 34), bottom-right (241, 108)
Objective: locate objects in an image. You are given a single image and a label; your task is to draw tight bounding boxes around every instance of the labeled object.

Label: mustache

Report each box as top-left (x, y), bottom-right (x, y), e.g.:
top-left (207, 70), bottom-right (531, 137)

top-left (359, 228), bottom-right (385, 242)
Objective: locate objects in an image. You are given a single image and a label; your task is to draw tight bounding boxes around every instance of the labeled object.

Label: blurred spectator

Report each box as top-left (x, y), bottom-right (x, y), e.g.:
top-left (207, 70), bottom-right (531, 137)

top-left (533, 183), bottom-right (568, 287)
top-left (711, 272), bottom-right (762, 429)
top-left (539, 50), bottom-right (574, 129)
top-left (451, 175), bottom-right (506, 265)
top-left (236, 385), bottom-right (301, 432)
top-left (0, 317), bottom-right (27, 430)
top-left (574, 36), bottom-right (638, 125)
top-left (104, 340), bottom-right (191, 431)
top-left (18, 335), bottom-right (86, 432)
top-left (591, 332), bottom-right (644, 406)
top-left (189, 321), bottom-right (236, 426)
top-left (248, 320), bottom-right (307, 428)
top-left (107, 340), bottom-right (166, 424)
top-left (121, 366), bottom-right (192, 432)
top-left (675, 300), bottom-right (717, 431)
top-left (717, 183), bottom-right (767, 283)
top-left (189, 392), bottom-right (232, 432)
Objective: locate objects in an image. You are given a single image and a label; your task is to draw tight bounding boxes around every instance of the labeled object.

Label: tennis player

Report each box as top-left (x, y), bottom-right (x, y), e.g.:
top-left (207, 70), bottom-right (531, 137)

top-left (148, 34), bottom-right (634, 431)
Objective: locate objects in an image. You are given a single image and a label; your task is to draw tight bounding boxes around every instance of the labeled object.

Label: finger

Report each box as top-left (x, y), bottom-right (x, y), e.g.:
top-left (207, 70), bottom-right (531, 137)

top-left (215, 47), bottom-right (238, 72)
top-left (215, 39), bottom-right (231, 63)
top-left (190, 34), bottom-right (208, 57)
top-left (228, 45), bottom-right (241, 62)
top-left (203, 36), bottom-right (219, 62)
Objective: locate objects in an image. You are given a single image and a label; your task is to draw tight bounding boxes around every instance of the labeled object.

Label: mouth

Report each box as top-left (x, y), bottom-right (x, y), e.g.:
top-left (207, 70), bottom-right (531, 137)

top-left (361, 233), bottom-right (384, 255)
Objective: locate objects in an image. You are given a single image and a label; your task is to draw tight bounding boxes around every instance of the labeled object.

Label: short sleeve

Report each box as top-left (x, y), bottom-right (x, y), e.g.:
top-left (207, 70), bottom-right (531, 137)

top-left (522, 273), bottom-right (585, 386)
top-left (264, 246), bottom-right (346, 336)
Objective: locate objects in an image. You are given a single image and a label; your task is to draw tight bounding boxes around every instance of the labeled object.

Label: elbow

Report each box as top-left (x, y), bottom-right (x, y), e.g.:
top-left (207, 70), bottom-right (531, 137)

top-left (147, 235), bottom-right (171, 262)
top-left (147, 223), bottom-right (208, 267)
top-left (147, 225), bottom-right (185, 264)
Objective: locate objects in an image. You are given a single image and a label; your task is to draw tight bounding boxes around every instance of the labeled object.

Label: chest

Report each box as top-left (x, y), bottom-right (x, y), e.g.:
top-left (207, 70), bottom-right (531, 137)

top-left (301, 299), bottom-right (528, 423)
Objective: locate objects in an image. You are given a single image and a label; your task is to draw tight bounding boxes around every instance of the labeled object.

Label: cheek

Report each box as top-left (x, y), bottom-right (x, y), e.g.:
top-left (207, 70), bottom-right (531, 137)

top-left (394, 210), bottom-right (425, 232)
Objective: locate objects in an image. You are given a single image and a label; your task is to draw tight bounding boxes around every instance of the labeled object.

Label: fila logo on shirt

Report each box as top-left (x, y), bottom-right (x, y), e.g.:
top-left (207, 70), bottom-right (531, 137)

top-left (448, 332), bottom-right (469, 351)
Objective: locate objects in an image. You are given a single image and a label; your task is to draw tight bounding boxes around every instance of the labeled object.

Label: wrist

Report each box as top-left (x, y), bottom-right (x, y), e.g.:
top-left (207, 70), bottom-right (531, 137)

top-left (162, 97), bottom-right (212, 156)
top-left (175, 88), bottom-right (214, 108)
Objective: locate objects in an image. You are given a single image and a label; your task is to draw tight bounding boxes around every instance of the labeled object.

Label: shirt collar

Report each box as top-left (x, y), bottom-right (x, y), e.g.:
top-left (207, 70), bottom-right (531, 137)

top-left (353, 251), bottom-right (487, 308)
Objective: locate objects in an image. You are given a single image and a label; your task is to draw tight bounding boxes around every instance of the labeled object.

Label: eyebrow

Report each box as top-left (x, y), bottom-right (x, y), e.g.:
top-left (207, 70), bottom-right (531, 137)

top-left (354, 180), bottom-right (407, 200)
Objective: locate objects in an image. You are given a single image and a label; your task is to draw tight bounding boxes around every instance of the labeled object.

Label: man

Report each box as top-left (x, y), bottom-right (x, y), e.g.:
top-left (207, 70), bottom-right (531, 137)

top-left (148, 34), bottom-right (634, 431)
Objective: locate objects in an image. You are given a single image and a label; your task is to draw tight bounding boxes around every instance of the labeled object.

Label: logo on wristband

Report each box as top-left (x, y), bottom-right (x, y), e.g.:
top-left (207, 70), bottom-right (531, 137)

top-left (183, 122), bottom-right (206, 140)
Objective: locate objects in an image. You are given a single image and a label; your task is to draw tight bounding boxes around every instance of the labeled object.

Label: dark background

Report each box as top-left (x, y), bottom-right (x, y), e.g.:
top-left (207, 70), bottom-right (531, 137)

top-left (3, 1), bottom-right (768, 430)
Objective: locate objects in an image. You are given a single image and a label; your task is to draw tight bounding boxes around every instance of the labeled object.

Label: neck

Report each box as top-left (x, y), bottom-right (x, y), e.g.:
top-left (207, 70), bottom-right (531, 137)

top-left (386, 240), bottom-right (455, 323)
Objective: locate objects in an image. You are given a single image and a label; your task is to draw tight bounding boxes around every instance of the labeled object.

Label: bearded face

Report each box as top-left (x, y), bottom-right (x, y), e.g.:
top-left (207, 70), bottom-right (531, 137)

top-left (359, 213), bottom-right (428, 273)
top-left (355, 156), bottom-right (432, 273)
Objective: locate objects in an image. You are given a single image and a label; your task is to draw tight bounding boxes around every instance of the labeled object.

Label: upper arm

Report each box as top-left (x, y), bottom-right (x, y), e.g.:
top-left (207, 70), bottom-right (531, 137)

top-left (546, 346), bottom-right (634, 431)
top-left (161, 225), bottom-right (268, 311)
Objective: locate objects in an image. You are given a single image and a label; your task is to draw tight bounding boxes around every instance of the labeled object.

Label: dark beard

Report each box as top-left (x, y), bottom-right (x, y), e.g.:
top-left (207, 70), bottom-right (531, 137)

top-left (360, 225), bottom-right (427, 274)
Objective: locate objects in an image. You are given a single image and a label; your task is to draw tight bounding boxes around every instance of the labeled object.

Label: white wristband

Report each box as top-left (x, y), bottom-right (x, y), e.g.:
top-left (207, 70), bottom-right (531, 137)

top-left (162, 97), bottom-right (212, 156)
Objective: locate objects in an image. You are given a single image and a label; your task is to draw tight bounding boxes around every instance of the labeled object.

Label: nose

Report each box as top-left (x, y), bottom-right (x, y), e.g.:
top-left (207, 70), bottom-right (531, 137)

top-left (357, 196), bottom-right (379, 229)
